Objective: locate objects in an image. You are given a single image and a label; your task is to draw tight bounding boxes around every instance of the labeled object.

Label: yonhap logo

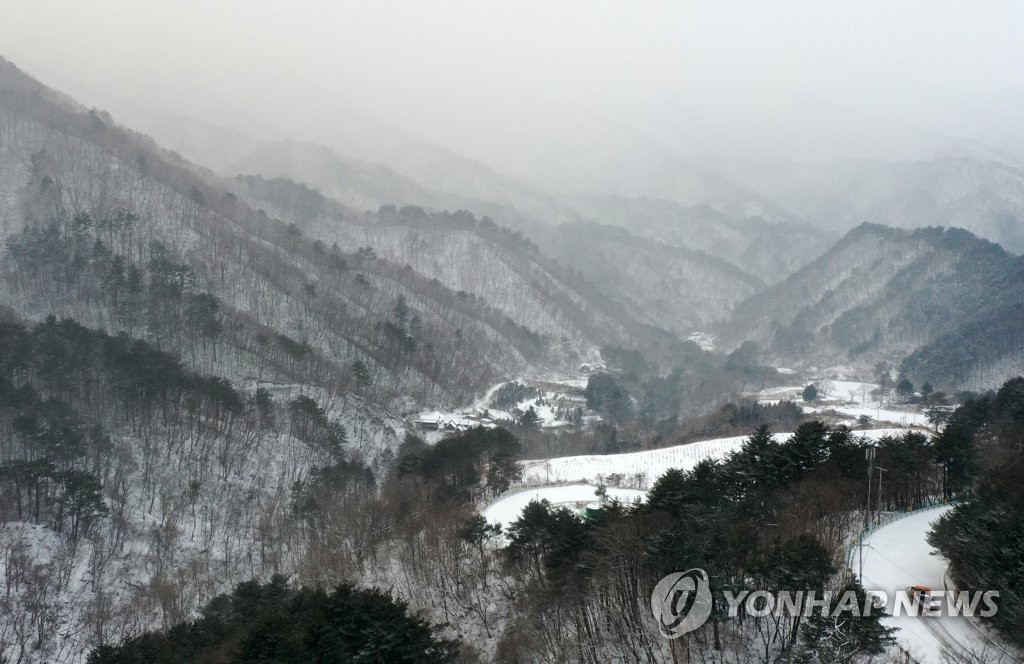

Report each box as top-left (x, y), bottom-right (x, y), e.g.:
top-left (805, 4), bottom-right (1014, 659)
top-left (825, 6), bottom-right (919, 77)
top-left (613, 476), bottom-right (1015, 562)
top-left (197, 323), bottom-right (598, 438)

top-left (650, 569), bottom-right (713, 638)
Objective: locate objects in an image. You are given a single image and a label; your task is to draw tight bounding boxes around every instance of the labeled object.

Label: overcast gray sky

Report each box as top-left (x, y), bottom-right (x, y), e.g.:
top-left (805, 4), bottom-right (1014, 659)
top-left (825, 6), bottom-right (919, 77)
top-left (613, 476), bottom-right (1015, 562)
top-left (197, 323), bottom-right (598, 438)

top-left (4, 1), bottom-right (1024, 185)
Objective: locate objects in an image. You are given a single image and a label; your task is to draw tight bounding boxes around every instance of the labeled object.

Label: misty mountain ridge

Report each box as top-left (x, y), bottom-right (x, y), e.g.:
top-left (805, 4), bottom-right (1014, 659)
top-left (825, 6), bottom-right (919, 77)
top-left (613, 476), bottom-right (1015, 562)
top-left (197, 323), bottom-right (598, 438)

top-left (565, 194), bottom-right (836, 283)
top-left (6, 55), bottom-right (1015, 393)
top-left (0, 58), bottom-right (604, 414)
top-left (713, 156), bottom-right (1024, 254)
top-left (59, 75), bottom-right (593, 229)
top-left (4, 53), bottom-right (1021, 396)
top-left (38, 54), bottom-right (1024, 268)
top-left (722, 222), bottom-right (1024, 389)
top-left (224, 139), bottom-right (569, 241)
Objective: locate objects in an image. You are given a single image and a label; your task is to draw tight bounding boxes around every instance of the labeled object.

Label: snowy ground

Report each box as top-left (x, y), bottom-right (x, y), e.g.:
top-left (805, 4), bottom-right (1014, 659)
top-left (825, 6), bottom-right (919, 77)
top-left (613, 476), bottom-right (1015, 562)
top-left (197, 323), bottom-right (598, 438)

top-left (755, 380), bottom-right (878, 407)
top-left (754, 379), bottom-right (931, 428)
top-left (482, 484), bottom-right (646, 531)
top-left (811, 404), bottom-right (928, 428)
top-left (414, 375), bottom-right (591, 441)
top-left (519, 428), bottom-right (915, 488)
top-left (687, 331), bottom-right (715, 351)
top-left (859, 506), bottom-right (1019, 663)
top-left (822, 380), bottom-right (877, 405)
top-left (486, 427), bottom-right (917, 545)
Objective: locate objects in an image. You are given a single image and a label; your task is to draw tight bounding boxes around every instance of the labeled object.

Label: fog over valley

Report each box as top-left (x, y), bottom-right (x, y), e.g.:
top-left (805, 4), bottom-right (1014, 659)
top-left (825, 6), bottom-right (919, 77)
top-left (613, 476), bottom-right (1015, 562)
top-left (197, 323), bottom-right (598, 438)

top-left (7, 2), bottom-right (1024, 180)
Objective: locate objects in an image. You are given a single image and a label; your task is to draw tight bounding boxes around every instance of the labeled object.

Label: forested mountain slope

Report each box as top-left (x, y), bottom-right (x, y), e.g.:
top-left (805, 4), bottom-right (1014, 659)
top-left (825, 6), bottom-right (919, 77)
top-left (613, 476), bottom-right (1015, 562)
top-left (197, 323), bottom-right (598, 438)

top-left (901, 302), bottom-right (1024, 391)
top-left (723, 223), bottom-right (1024, 387)
top-left (226, 176), bottom-right (653, 357)
top-left (231, 174), bottom-right (764, 344)
top-left (0, 58), bottom-right (509, 662)
top-left (0, 314), bottom-right (401, 662)
top-left (0, 57), bottom-right (623, 409)
top-left (223, 148), bottom-right (780, 338)
top-left (540, 221), bottom-right (765, 335)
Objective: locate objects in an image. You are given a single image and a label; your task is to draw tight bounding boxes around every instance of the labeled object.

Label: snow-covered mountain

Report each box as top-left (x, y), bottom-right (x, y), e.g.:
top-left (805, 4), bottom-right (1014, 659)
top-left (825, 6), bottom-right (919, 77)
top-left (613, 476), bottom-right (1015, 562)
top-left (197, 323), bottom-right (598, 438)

top-left (539, 221), bottom-right (764, 335)
top-left (722, 222), bottom-right (1024, 389)
top-left (224, 139), bottom-right (568, 239)
top-left (0, 57), bottom-right (605, 411)
top-left (226, 175), bottom-right (638, 356)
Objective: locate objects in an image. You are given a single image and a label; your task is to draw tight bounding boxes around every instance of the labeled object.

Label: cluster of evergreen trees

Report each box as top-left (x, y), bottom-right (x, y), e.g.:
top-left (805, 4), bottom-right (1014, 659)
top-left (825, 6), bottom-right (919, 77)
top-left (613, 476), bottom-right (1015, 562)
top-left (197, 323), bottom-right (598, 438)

top-left (928, 377), bottom-right (1024, 646)
top-left (490, 381), bottom-right (541, 411)
top-left (571, 364), bottom-right (806, 459)
top-left (87, 577), bottom-right (460, 663)
top-left (8, 214), bottom-right (219, 355)
top-left (498, 423), bottom-right (907, 662)
top-left (397, 427), bottom-right (522, 505)
top-left (587, 340), bottom-right (793, 432)
top-left (0, 316), bottom-right (244, 427)
top-left (376, 204), bottom-right (541, 255)
top-left (0, 316), bottom-right (252, 548)
top-left (0, 373), bottom-right (109, 546)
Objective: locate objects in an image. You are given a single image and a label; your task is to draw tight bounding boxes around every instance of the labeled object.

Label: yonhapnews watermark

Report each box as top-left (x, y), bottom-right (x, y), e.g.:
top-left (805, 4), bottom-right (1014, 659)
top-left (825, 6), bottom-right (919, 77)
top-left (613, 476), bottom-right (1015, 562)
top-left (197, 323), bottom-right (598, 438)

top-left (650, 569), bottom-right (999, 639)
top-left (650, 568), bottom-right (713, 638)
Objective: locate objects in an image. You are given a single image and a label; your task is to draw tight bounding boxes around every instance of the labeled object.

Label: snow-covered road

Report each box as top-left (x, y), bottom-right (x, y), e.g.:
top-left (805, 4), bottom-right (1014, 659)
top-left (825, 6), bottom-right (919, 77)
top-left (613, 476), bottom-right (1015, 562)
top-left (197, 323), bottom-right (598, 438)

top-left (860, 506), bottom-right (1019, 662)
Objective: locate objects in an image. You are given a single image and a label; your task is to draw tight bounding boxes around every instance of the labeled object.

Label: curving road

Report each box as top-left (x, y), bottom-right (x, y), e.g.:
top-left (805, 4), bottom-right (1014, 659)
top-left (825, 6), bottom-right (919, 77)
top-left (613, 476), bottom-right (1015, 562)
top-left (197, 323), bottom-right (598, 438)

top-left (859, 505), bottom-right (1020, 662)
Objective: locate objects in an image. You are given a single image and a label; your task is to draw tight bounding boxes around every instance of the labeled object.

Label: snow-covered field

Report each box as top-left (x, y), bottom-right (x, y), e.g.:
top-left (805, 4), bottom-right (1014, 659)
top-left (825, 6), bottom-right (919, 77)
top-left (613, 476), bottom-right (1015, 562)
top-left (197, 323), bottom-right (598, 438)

top-left (487, 427), bottom-right (921, 541)
top-left (860, 506), bottom-right (1018, 662)
top-left (756, 380), bottom-right (877, 407)
top-left (810, 404), bottom-right (928, 428)
top-left (754, 379), bottom-right (931, 428)
top-left (482, 484), bottom-right (646, 530)
top-left (519, 428), bottom-right (916, 488)
top-left (521, 435), bottom-right (749, 487)
top-left (822, 380), bottom-right (877, 404)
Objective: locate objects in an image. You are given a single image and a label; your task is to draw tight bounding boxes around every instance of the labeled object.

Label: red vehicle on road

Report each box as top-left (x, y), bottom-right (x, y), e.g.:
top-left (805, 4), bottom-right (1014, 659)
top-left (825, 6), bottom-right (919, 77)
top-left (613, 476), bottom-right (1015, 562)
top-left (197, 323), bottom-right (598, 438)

top-left (907, 585), bottom-right (932, 615)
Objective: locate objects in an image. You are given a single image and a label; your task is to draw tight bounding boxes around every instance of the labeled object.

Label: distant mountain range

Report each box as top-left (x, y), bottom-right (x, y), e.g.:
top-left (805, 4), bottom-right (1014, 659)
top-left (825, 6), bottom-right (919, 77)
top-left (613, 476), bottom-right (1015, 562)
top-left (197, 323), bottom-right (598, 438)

top-left (1, 53), bottom-right (1021, 395)
top-left (53, 72), bottom-right (1024, 264)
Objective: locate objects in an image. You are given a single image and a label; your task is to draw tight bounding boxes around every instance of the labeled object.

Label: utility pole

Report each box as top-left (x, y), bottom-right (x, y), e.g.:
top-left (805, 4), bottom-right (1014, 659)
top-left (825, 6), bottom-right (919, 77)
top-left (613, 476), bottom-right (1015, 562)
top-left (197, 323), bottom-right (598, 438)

top-left (866, 445), bottom-right (876, 527)
top-left (876, 466), bottom-right (887, 521)
top-left (860, 444), bottom-right (877, 580)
